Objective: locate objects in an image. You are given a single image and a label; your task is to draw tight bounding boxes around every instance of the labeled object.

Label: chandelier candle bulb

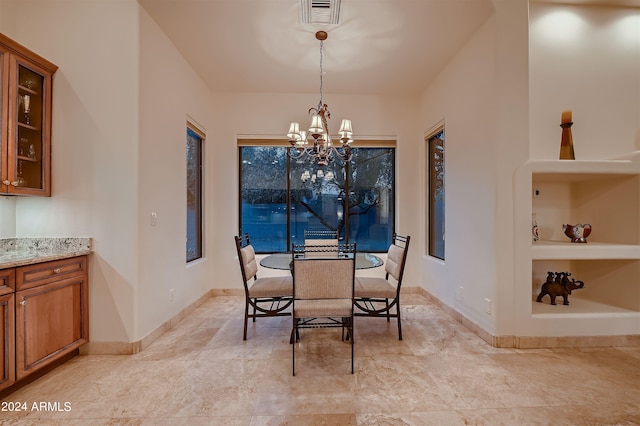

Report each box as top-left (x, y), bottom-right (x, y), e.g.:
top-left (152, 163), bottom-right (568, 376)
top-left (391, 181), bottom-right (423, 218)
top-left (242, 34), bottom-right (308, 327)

top-left (288, 122), bottom-right (300, 140)
top-left (309, 115), bottom-right (324, 135)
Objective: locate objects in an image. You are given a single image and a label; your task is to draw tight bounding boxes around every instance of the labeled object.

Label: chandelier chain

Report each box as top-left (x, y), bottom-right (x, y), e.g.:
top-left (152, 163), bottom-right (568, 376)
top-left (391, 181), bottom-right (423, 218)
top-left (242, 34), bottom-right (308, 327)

top-left (318, 40), bottom-right (324, 110)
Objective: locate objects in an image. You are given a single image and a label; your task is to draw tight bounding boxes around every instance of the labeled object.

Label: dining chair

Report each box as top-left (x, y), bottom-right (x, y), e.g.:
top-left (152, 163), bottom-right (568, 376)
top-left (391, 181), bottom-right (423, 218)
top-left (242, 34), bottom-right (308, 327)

top-left (291, 242), bottom-right (356, 376)
top-left (234, 234), bottom-right (293, 340)
top-left (303, 228), bottom-right (339, 257)
top-left (354, 233), bottom-right (410, 340)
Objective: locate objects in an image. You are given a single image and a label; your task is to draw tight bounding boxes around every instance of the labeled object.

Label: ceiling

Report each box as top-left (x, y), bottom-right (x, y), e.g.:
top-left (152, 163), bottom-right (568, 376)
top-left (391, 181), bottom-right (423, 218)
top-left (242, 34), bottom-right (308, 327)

top-left (137, 0), bottom-right (495, 96)
top-left (138, 0), bottom-right (639, 96)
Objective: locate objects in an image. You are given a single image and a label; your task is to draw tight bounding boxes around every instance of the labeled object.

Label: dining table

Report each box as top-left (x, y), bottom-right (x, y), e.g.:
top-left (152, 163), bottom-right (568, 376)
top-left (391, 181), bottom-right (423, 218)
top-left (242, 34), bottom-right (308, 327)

top-left (260, 252), bottom-right (384, 270)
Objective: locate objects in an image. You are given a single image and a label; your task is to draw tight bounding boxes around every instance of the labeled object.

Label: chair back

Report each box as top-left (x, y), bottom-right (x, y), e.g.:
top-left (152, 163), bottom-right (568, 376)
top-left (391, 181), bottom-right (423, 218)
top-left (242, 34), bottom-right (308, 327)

top-left (292, 243), bottom-right (356, 300)
top-left (293, 258), bottom-right (355, 300)
top-left (303, 229), bottom-right (338, 240)
top-left (234, 234), bottom-right (258, 285)
top-left (385, 234), bottom-right (411, 282)
top-left (303, 229), bottom-right (339, 257)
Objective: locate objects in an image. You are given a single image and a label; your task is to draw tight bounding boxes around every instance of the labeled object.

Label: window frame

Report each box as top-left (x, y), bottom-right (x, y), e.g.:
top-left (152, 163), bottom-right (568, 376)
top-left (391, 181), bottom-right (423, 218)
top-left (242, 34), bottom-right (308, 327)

top-left (186, 122), bottom-right (204, 263)
top-left (238, 139), bottom-right (396, 253)
top-left (427, 125), bottom-right (445, 260)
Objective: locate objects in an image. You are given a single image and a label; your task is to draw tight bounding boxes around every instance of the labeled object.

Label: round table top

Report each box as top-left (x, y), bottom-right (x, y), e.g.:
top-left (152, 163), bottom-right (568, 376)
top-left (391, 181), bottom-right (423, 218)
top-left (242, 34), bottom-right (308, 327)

top-left (259, 252), bottom-right (384, 270)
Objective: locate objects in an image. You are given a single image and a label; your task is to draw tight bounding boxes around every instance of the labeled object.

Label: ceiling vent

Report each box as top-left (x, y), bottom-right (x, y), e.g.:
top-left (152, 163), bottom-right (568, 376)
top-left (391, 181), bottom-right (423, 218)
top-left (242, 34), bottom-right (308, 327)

top-left (300, 0), bottom-right (341, 25)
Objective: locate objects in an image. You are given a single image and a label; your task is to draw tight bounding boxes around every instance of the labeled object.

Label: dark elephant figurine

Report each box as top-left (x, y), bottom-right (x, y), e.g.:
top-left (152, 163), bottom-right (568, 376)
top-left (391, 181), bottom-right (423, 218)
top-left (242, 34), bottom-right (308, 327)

top-left (536, 271), bottom-right (585, 305)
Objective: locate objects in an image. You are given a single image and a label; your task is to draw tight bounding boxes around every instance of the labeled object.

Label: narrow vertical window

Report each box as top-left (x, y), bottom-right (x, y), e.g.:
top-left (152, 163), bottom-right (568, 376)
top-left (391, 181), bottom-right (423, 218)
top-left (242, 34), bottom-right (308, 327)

top-left (187, 124), bottom-right (204, 262)
top-left (428, 127), bottom-right (445, 260)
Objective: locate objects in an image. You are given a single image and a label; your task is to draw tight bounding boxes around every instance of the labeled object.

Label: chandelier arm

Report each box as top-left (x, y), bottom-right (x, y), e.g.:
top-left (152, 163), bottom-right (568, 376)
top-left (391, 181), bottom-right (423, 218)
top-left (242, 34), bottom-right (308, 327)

top-left (287, 146), bottom-right (310, 161)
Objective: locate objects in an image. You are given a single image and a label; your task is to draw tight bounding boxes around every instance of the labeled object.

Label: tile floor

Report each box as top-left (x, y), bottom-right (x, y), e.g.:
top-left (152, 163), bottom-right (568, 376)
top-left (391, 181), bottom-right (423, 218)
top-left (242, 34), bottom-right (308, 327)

top-left (2, 293), bottom-right (640, 425)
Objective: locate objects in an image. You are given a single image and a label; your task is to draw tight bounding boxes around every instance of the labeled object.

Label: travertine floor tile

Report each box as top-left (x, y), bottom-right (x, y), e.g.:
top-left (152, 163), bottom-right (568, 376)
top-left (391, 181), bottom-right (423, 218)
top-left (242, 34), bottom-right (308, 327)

top-left (2, 294), bottom-right (639, 425)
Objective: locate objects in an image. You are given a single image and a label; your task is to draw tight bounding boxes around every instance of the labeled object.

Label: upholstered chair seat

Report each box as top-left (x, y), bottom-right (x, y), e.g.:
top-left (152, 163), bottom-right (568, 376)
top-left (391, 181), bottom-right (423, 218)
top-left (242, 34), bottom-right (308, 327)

top-left (248, 276), bottom-right (292, 298)
top-left (355, 277), bottom-right (396, 299)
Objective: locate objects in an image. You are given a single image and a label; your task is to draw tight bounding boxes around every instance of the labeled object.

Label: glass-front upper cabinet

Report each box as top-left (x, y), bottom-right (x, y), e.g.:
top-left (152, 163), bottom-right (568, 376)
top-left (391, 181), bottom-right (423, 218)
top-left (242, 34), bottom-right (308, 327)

top-left (0, 33), bottom-right (57, 196)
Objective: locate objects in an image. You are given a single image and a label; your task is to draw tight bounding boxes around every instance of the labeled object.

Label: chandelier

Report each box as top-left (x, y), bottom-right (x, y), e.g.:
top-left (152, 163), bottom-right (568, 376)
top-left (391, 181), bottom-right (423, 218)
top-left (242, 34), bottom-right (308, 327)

top-left (286, 31), bottom-right (353, 167)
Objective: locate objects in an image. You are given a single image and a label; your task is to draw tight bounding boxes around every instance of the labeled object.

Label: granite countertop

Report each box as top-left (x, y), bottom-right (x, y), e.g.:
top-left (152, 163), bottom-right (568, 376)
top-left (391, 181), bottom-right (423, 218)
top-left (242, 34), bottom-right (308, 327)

top-left (0, 238), bottom-right (92, 269)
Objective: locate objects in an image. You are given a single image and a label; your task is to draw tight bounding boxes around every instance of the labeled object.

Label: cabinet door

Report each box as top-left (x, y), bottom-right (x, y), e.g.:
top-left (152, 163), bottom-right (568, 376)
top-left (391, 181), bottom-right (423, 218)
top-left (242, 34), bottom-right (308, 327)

top-left (5, 54), bottom-right (52, 196)
top-left (0, 291), bottom-right (15, 392)
top-left (0, 45), bottom-right (8, 192)
top-left (0, 269), bottom-right (16, 391)
top-left (15, 276), bottom-right (88, 380)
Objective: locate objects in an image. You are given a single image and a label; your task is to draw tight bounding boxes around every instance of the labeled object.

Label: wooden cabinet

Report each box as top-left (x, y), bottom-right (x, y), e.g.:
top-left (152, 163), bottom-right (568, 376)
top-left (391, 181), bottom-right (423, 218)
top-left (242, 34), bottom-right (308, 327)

top-left (0, 269), bottom-right (15, 392)
top-left (15, 256), bottom-right (89, 380)
top-left (0, 255), bottom-right (88, 392)
top-left (0, 33), bottom-right (57, 196)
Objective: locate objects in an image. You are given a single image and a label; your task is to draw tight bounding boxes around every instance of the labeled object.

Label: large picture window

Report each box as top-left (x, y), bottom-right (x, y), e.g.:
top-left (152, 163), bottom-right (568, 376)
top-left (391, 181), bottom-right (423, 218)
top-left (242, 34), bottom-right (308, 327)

top-left (427, 128), bottom-right (445, 260)
top-left (239, 143), bottom-right (395, 253)
top-left (187, 125), bottom-right (204, 262)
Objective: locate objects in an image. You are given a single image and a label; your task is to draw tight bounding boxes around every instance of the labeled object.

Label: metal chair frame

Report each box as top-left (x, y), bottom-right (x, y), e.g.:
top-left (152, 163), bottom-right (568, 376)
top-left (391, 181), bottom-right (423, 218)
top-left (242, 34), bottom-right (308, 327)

top-left (291, 242), bottom-right (356, 375)
top-left (353, 233), bottom-right (410, 340)
top-left (234, 234), bottom-right (293, 340)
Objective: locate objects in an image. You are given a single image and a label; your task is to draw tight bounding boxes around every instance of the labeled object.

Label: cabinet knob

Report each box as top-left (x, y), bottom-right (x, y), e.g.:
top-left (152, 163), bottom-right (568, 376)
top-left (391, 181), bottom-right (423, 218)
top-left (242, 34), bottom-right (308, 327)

top-left (53, 268), bottom-right (62, 274)
top-left (20, 300), bottom-right (26, 306)
top-left (2, 180), bottom-right (10, 185)
top-left (11, 181), bottom-right (19, 186)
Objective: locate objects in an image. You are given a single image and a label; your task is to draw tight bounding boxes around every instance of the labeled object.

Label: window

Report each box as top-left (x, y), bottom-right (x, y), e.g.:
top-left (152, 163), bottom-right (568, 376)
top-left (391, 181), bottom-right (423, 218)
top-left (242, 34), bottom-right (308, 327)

top-left (427, 127), bottom-right (445, 260)
top-left (239, 142), bottom-right (395, 253)
top-left (186, 125), bottom-right (204, 262)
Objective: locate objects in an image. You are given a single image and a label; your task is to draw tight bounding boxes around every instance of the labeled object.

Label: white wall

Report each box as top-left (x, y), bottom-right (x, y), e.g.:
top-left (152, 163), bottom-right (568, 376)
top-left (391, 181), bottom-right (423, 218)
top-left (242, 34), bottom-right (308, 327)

top-left (6, 0), bottom-right (633, 348)
top-left (0, 196), bottom-right (15, 238)
top-left (137, 6), bottom-right (215, 337)
top-left (0, 0), bottom-right (217, 345)
top-left (0, 0), bottom-right (424, 347)
top-left (529, 3), bottom-right (640, 159)
top-left (208, 92), bottom-right (423, 294)
top-left (419, 0), bottom-right (529, 336)
top-left (0, 0), bottom-right (140, 343)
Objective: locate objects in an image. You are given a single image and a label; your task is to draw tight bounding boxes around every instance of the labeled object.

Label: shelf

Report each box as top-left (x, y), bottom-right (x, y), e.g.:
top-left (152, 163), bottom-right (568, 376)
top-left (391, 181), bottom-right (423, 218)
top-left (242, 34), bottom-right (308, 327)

top-left (532, 295), bottom-right (638, 317)
top-left (17, 122), bottom-right (39, 132)
top-left (515, 152), bottom-right (640, 340)
top-left (18, 85), bottom-right (39, 96)
top-left (16, 155), bottom-right (39, 163)
top-left (527, 155), bottom-right (640, 179)
top-left (531, 240), bottom-right (640, 260)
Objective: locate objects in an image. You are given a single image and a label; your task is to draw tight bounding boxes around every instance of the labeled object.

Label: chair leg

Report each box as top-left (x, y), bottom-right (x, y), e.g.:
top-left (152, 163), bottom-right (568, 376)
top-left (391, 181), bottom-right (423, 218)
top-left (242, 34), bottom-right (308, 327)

top-left (252, 298), bottom-right (257, 322)
top-left (289, 322), bottom-right (297, 344)
top-left (292, 319), bottom-right (297, 376)
top-left (243, 301), bottom-right (249, 341)
top-left (350, 317), bottom-right (354, 374)
top-left (397, 301), bottom-right (403, 341)
top-left (385, 298), bottom-right (390, 322)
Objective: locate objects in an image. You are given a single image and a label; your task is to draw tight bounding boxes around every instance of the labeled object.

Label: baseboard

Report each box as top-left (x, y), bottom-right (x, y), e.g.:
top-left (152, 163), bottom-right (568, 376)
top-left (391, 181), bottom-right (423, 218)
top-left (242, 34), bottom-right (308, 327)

top-left (81, 289), bottom-right (214, 355)
top-left (210, 288), bottom-right (244, 297)
top-left (413, 287), bottom-right (640, 349)
top-left (82, 286), bottom-right (639, 354)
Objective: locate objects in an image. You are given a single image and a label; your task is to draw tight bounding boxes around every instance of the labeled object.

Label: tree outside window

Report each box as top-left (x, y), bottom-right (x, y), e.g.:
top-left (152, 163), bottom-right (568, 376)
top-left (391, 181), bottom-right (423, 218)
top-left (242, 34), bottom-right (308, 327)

top-left (239, 144), bottom-right (395, 253)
